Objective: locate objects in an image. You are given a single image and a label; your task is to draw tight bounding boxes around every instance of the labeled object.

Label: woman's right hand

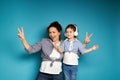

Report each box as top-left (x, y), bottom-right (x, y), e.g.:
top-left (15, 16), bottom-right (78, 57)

top-left (18, 27), bottom-right (25, 40)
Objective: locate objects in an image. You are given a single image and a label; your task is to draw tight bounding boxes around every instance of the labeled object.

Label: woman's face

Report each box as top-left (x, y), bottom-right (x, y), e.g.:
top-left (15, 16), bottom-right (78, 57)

top-left (48, 27), bottom-right (61, 42)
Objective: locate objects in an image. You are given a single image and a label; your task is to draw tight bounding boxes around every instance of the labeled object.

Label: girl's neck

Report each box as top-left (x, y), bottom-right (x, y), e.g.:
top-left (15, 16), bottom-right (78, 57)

top-left (68, 37), bottom-right (76, 41)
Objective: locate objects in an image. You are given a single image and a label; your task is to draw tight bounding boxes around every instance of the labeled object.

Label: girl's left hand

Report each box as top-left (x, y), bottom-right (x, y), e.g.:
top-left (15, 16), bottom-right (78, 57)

top-left (92, 45), bottom-right (99, 50)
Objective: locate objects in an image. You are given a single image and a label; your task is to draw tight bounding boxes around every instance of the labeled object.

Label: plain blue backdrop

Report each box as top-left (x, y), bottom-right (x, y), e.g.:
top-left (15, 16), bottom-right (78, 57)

top-left (0, 0), bottom-right (120, 80)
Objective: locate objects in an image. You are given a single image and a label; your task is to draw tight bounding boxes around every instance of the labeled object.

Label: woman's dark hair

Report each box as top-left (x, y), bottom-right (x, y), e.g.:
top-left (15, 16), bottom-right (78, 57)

top-left (47, 21), bottom-right (62, 40)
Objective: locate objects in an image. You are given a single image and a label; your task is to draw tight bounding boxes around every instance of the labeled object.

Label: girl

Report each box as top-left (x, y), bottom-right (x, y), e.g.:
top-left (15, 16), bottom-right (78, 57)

top-left (55, 24), bottom-right (99, 80)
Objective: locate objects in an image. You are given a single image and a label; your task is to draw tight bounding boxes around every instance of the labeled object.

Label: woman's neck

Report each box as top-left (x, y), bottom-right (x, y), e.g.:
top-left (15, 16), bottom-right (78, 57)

top-left (53, 40), bottom-right (61, 46)
top-left (53, 39), bottom-right (60, 43)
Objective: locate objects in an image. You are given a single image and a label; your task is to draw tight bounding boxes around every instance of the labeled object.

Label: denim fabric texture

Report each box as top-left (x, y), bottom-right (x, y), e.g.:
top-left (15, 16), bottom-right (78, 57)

top-left (36, 72), bottom-right (63, 80)
top-left (63, 64), bottom-right (78, 80)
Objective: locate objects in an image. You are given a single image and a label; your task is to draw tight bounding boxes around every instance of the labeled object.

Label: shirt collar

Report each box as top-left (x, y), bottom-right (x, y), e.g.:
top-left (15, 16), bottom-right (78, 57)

top-left (65, 38), bottom-right (78, 42)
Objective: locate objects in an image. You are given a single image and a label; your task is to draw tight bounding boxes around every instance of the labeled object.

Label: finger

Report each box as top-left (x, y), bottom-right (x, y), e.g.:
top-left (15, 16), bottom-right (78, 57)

top-left (89, 33), bottom-right (93, 38)
top-left (17, 34), bottom-right (21, 38)
top-left (95, 45), bottom-right (99, 49)
top-left (97, 45), bottom-right (99, 49)
top-left (17, 34), bottom-right (20, 37)
top-left (86, 32), bottom-right (88, 37)
top-left (18, 27), bottom-right (21, 33)
top-left (21, 27), bottom-right (24, 33)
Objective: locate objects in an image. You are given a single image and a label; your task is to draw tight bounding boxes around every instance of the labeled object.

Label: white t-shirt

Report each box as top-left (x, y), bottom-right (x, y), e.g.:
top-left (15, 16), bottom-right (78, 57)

top-left (40, 48), bottom-right (62, 74)
top-left (63, 52), bottom-right (79, 65)
top-left (61, 39), bottom-right (86, 65)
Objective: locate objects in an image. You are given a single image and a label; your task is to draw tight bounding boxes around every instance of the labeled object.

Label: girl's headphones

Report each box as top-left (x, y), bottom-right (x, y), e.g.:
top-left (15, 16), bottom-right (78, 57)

top-left (64, 24), bottom-right (79, 37)
top-left (74, 24), bottom-right (78, 36)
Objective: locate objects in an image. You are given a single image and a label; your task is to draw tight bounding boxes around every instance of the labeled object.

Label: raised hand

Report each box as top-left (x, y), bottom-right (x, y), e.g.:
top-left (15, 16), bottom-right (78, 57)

top-left (17, 27), bottom-right (30, 49)
top-left (92, 45), bottom-right (99, 50)
top-left (53, 42), bottom-right (62, 53)
top-left (18, 27), bottom-right (25, 40)
top-left (84, 32), bottom-right (93, 44)
top-left (84, 44), bottom-right (99, 53)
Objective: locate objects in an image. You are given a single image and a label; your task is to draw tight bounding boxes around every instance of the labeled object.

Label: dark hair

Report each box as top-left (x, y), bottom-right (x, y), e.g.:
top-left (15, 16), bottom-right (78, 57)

top-left (65, 24), bottom-right (76, 32)
top-left (65, 24), bottom-right (77, 38)
top-left (47, 21), bottom-right (62, 40)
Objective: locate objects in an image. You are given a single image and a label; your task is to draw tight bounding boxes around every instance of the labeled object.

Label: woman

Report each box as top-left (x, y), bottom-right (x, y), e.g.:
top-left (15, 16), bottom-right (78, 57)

top-left (18, 21), bottom-right (91, 80)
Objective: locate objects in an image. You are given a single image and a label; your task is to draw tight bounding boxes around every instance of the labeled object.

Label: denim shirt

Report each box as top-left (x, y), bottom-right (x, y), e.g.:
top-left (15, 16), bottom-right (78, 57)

top-left (61, 39), bottom-right (86, 54)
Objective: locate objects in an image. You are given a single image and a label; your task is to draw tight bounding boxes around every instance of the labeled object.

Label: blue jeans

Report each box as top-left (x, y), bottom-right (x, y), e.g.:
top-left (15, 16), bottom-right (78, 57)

top-left (63, 64), bottom-right (78, 80)
top-left (36, 72), bottom-right (63, 80)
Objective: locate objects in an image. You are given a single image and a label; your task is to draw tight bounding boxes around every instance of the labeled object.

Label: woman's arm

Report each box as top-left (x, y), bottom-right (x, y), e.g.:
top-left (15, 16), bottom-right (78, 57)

top-left (18, 27), bottom-right (30, 50)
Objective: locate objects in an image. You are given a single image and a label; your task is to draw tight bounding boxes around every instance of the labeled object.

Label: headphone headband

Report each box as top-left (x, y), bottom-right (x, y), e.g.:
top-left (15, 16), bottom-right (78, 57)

top-left (73, 24), bottom-right (78, 36)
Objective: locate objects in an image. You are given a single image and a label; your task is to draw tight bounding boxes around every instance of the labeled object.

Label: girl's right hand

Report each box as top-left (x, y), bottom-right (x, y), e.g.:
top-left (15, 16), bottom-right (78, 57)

top-left (18, 27), bottom-right (25, 40)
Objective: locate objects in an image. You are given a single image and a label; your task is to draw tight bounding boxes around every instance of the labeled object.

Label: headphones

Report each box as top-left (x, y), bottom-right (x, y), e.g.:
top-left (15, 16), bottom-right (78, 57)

top-left (74, 24), bottom-right (78, 36)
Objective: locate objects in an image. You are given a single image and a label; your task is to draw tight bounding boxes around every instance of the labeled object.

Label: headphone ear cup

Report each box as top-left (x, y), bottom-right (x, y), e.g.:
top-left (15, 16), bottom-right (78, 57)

top-left (74, 31), bottom-right (78, 36)
top-left (74, 24), bottom-right (78, 36)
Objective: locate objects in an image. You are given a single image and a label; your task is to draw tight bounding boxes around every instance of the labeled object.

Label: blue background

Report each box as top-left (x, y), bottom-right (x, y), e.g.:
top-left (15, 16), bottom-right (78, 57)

top-left (0, 0), bottom-right (120, 80)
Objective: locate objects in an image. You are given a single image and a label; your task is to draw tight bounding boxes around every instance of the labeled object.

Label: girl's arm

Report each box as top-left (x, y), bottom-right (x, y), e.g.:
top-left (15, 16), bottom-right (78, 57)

top-left (84, 45), bottom-right (99, 53)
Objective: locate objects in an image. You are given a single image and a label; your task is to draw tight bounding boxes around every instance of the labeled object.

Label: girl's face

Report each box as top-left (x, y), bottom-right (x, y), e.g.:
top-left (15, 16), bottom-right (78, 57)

top-left (48, 27), bottom-right (61, 42)
top-left (65, 28), bottom-right (75, 39)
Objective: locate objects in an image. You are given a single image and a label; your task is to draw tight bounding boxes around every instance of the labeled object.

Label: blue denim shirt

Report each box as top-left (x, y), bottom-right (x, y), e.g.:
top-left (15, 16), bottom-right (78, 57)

top-left (61, 39), bottom-right (86, 54)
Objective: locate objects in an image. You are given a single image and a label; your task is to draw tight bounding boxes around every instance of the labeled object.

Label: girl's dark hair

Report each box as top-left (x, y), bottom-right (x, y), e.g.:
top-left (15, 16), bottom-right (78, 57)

top-left (65, 24), bottom-right (77, 38)
top-left (47, 21), bottom-right (62, 40)
top-left (65, 24), bottom-right (76, 32)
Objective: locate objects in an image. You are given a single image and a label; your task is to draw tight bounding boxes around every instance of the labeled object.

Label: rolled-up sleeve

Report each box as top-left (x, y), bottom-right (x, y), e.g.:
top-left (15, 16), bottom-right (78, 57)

top-left (25, 40), bottom-right (42, 54)
top-left (78, 41), bottom-right (86, 54)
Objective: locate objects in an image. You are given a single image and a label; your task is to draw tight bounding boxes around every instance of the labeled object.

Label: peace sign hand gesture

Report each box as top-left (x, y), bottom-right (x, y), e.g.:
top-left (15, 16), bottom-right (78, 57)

top-left (18, 27), bottom-right (25, 40)
top-left (84, 32), bottom-right (93, 44)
